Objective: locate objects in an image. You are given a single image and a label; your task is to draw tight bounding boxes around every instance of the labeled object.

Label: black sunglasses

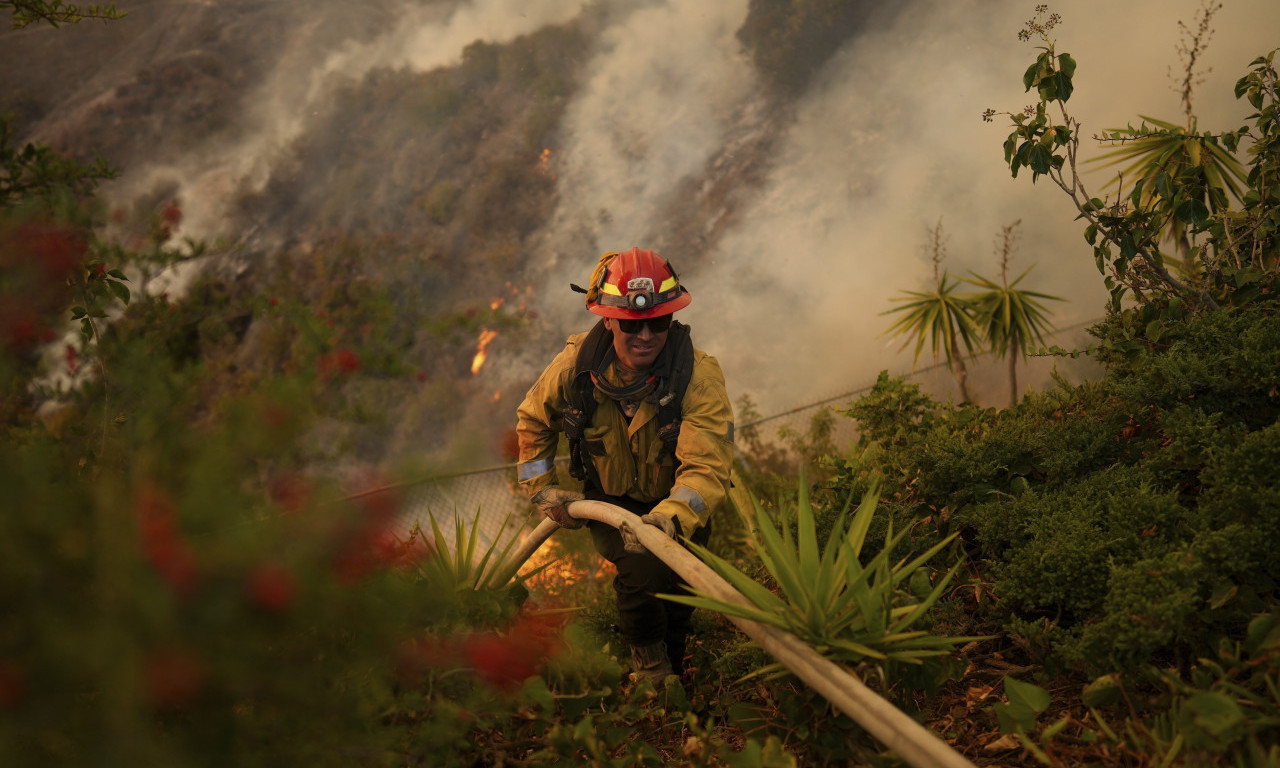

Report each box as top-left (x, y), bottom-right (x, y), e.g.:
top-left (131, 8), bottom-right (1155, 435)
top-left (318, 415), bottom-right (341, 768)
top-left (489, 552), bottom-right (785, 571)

top-left (616, 315), bottom-right (673, 334)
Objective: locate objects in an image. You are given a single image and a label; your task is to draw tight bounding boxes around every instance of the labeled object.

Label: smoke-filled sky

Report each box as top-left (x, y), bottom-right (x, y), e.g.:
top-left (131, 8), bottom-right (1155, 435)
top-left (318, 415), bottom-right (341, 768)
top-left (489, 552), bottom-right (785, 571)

top-left (520, 0), bottom-right (1280, 414)
top-left (15, 0), bottom-right (1277, 424)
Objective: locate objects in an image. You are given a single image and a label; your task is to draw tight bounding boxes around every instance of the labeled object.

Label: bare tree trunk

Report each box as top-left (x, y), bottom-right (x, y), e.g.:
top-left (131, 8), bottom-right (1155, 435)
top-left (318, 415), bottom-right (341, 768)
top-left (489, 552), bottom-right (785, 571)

top-left (1008, 329), bottom-right (1020, 408)
top-left (949, 335), bottom-right (973, 404)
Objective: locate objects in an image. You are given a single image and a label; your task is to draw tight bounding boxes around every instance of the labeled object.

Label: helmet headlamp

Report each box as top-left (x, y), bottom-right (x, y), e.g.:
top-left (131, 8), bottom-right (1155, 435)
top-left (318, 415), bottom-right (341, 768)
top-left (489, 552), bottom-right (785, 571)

top-left (625, 277), bottom-right (655, 312)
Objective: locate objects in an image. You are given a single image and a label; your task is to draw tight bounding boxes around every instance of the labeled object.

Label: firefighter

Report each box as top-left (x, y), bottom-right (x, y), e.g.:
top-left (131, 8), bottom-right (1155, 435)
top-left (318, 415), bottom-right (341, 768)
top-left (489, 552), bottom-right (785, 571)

top-left (515, 247), bottom-right (735, 684)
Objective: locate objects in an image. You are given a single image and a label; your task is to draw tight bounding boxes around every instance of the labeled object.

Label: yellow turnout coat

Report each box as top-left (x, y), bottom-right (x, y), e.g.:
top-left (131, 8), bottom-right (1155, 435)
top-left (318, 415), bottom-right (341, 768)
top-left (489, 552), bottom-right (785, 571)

top-left (515, 330), bottom-right (735, 534)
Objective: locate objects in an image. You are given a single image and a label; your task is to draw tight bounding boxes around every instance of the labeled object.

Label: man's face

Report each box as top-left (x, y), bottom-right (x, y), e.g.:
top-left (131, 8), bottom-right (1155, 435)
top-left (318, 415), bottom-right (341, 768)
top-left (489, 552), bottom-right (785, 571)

top-left (604, 315), bottom-right (670, 371)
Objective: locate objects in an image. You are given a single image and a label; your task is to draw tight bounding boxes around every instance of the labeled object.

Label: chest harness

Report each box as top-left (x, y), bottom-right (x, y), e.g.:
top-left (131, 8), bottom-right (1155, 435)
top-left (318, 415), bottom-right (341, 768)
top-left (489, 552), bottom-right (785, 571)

top-left (562, 319), bottom-right (695, 492)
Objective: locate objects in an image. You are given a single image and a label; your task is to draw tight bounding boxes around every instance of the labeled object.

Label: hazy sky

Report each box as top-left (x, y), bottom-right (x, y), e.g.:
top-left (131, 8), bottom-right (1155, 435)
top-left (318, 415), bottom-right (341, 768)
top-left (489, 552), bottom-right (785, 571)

top-left (53, 0), bottom-right (1280, 420)
top-left (518, 0), bottom-right (1280, 413)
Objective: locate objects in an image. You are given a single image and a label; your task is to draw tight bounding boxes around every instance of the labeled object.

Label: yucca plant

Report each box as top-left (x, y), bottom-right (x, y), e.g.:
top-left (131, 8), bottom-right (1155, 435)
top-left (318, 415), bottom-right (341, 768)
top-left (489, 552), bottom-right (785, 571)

top-left (963, 221), bottom-right (1062, 408)
top-left (883, 221), bottom-right (980, 403)
top-left (414, 508), bottom-right (549, 593)
top-left (1089, 115), bottom-right (1248, 266)
top-left (666, 478), bottom-right (982, 683)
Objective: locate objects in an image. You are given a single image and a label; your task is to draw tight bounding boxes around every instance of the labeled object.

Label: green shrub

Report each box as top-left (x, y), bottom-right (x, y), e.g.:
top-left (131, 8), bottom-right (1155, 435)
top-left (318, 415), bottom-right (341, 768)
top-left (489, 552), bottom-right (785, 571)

top-left (840, 302), bottom-right (1280, 677)
top-left (1107, 303), bottom-right (1280, 430)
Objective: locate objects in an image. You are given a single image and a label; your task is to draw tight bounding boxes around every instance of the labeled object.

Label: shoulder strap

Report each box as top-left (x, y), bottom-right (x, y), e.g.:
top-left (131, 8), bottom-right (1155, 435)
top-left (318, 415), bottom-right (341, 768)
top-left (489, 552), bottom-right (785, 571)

top-left (655, 321), bottom-right (695, 459)
top-left (564, 321), bottom-right (613, 485)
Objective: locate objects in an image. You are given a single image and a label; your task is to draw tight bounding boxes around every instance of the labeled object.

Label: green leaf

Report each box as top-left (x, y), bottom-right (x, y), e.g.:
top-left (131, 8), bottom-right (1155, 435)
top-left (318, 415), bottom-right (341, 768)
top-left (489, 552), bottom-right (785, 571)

top-left (752, 506), bottom-right (808, 607)
top-left (826, 637), bottom-right (889, 661)
top-left (1081, 674), bottom-right (1123, 708)
top-left (1058, 52), bottom-right (1077, 80)
top-left (107, 279), bottom-right (130, 305)
top-left (1173, 198), bottom-right (1209, 226)
top-left (681, 541), bottom-right (791, 617)
top-left (1023, 60), bottom-right (1042, 92)
top-left (994, 701), bottom-right (1037, 734)
top-left (1245, 613), bottom-right (1280, 655)
top-left (1208, 581), bottom-right (1238, 609)
top-left (1029, 145), bottom-right (1053, 175)
top-left (1185, 692), bottom-right (1245, 737)
top-left (1042, 714), bottom-right (1071, 740)
top-left (796, 472), bottom-right (819, 578)
top-left (1005, 676), bottom-right (1051, 714)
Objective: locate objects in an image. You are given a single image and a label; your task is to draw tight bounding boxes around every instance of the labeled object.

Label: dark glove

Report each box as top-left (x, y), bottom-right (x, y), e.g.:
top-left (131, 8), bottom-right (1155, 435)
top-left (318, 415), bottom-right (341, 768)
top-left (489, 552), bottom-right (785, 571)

top-left (620, 512), bottom-right (679, 554)
top-left (531, 487), bottom-right (585, 529)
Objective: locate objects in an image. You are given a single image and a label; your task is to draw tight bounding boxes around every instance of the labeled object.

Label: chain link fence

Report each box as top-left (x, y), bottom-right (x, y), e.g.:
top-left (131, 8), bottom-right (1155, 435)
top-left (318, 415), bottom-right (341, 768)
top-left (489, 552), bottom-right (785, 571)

top-left (392, 318), bottom-right (1105, 549)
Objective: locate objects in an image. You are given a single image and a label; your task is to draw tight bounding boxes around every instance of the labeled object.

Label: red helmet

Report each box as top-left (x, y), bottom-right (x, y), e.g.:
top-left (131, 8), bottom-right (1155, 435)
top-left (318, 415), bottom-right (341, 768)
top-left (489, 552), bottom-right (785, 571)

top-left (586, 247), bottom-right (691, 319)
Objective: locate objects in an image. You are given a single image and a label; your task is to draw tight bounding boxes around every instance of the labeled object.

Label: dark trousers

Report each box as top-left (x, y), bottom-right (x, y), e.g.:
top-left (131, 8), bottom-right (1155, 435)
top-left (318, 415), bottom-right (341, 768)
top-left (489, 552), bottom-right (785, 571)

top-left (585, 492), bottom-right (711, 676)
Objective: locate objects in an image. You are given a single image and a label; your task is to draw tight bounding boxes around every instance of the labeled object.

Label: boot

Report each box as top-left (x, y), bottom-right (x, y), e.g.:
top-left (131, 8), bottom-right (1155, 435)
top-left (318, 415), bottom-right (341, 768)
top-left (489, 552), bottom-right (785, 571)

top-left (665, 633), bottom-right (687, 678)
top-left (629, 641), bottom-right (674, 685)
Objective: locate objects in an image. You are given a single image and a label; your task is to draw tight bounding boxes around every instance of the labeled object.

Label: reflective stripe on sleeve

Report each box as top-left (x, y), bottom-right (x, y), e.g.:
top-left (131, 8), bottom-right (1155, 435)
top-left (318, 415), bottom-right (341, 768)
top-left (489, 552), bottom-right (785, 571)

top-left (518, 458), bottom-right (554, 481)
top-left (670, 485), bottom-right (706, 515)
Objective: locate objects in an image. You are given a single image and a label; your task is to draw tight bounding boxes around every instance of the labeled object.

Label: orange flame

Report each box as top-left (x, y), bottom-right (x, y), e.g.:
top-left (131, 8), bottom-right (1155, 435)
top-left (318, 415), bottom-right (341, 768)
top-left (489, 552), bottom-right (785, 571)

top-left (521, 537), bottom-right (612, 599)
top-left (470, 328), bottom-right (498, 375)
top-left (536, 148), bottom-right (555, 179)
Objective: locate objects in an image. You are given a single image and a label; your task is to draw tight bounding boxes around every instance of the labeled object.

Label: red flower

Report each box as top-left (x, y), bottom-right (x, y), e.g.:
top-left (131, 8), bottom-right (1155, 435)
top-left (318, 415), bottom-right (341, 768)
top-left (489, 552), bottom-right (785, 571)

top-left (463, 611), bottom-right (567, 691)
top-left (0, 661), bottom-right (28, 710)
top-left (379, 531), bottom-right (434, 571)
top-left (465, 634), bottom-right (536, 690)
top-left (395, 634), bottom-right (463, 685)
top-left (356, 486), bottom-right (399, 522)
top-left (0, 217), bottom-right (85, 354)
top-left (144, 645), bottom-right (206, 709)
top-left (329, 480), bottom-right (406, 582)
top-left (1, 310), bottom-right (38, 353)
top-left (334, 348), bottom-right (360, 372)
top-left (268, 471), bottom-right (311, 512)
top-left (247, 562), bottom-right (298, 612)
top-left (331, 547), bottom-right (374, 585)
top-left (135, 486), bottom-right (200, 596)
top-left (18, 219), bottom-right (86, 281)
top-left (63, 343), bottom-right (79, 375)
top-left (161, 201), bottom-right (182, 226)
top-left (317, 348), bottom-right (361, 379)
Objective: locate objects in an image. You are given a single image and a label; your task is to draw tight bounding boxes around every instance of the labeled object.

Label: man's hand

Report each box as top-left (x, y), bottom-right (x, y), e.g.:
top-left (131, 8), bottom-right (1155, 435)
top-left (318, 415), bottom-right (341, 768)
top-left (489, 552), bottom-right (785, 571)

top-left (620, 512), bottom-right (680, 554)
top-left (531, 487), bottom-right (585, 529)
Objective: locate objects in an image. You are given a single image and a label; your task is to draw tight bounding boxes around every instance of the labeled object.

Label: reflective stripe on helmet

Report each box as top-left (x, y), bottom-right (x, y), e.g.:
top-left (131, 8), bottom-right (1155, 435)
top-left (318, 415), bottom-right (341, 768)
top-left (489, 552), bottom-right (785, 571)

top-left (594, 286), bottom-right (685, 309)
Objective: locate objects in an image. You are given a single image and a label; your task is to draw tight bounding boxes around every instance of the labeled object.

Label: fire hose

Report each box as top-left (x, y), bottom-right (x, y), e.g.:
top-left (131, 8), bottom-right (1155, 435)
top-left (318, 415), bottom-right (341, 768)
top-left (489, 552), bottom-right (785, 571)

top-left (487, 500), bottom-right (977, 768)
